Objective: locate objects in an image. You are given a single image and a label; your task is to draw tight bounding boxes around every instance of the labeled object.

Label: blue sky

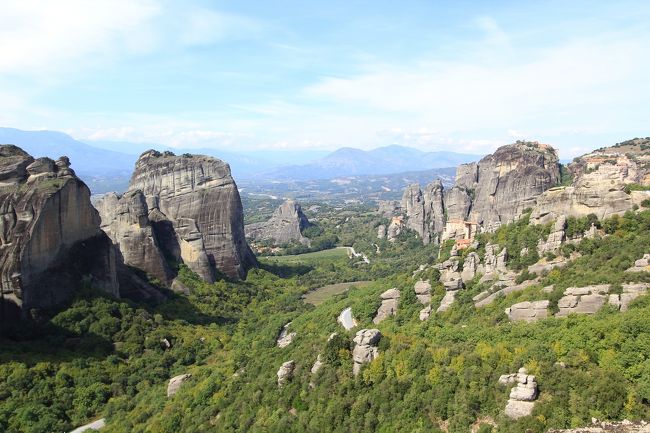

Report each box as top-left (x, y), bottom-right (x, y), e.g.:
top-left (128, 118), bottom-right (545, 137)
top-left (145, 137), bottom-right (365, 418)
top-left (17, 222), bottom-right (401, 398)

top-left (1, 0), bottom-right (649, 158)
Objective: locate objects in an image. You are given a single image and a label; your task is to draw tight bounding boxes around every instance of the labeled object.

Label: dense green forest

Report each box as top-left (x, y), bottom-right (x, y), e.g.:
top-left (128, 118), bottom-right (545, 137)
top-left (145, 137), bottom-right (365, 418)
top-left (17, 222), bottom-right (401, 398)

top-left (2, 209), bottom-right (650, 433)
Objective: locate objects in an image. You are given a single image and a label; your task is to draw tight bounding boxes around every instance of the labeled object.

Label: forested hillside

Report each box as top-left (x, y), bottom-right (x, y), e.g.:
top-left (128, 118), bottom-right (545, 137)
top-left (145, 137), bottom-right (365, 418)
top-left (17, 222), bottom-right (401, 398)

top-left (2, 206), bottom-right (650, 433)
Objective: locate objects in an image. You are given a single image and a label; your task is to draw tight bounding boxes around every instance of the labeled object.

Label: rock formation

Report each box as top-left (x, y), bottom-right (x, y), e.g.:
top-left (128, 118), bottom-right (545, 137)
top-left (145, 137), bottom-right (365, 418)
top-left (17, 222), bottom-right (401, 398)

top-left (556, 285), bottom-right (610, 317)
top-left (0, 145), bottom-right (120, 320)
top-left (419, 305), bottom-right (432, 321)
top-left (502, 367), bottom-right (538, 419)
top-left (457, 141), bottom-right (560, 225)
top-left (276, 322), bottom-right (296, 348)
top-left (373, 288), bottom-right (400, 324)
top-left (538, 215), bottom-right (566, 256)
top-left (414, 280), bottom-right (431, 305)
top-left (627, 254), bottom-right (650, 273)
top-left (557, 284), bottom-right (649, 316)
top-left (337, 307), bottom-right (357, 330)
top-left (505, 300), bottom-right (550, 322)
top-left (386, 217), bottom-right (403, 241)
top-left (246, 199), bottom-right (311, 246)
top-left (461, 252), bottom-right (480, 282)
top-left (277, 360), bottom-right (295, 386)
top-left (376, 224), bottom-right (386, 239)
top-left (97, 150), bottom-right (256, 283)
top-left (167, 373), bottom-right (191, 397)
top-left (531, 152), bottom-right (643, 225)
top-left (400, 180), bottom-right (445, 244)
top-left (377, 200), bottom-right (400, 217)
top-left (352, 329), bottom-right (381, 376)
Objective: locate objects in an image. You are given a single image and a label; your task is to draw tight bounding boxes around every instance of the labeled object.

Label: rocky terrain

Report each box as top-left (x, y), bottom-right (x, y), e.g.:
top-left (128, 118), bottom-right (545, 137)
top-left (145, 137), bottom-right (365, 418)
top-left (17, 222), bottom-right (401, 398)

top-left (246, 199), bottom-right (311, 246)
top-left (395, 141), bottom-right (560, 244)
top-left (0, 145), bottom-right (120, 320)
top-left (97, 150), bottom-right (256, 283)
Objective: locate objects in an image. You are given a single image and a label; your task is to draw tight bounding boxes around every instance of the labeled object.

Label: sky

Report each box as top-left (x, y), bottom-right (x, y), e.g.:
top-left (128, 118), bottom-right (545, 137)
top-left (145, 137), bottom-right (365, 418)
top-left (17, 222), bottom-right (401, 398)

top-left (1, 0), bottom-right (649, 158)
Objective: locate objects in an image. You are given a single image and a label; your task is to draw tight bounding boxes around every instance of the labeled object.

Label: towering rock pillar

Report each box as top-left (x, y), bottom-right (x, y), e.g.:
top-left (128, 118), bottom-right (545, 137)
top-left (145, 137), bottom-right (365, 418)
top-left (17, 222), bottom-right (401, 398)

top-left (97, 150), bottom-right (256, 282)
top-left (0, 145), bottom-right (119, 320)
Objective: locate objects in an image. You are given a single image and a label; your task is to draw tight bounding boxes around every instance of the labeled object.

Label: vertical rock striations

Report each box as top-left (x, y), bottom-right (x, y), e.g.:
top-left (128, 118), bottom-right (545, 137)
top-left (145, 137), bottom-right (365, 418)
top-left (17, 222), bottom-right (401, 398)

top-left (0, 145), bottom-right (119, 321)
top-left (97, 150), bottom-right (256, 283)
top-left (246, 199), bottom-right (311, 246)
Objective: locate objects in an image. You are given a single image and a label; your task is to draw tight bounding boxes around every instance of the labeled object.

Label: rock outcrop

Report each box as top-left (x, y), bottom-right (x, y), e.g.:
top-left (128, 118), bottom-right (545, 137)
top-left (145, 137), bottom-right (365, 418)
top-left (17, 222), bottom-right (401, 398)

top-left (277, 360), bottom-right (295, 386)
top-left (538, 215), bottom-right (566, 256)
top-left (627, 254), bottom-right (650, 273)
top-left (167, 373), bottom-right (191, 397)
top-left (506, 300), bottom-right (550, 322)
top-left (457, 141), bottom-right (560, 226)
top-left (531, 153), bottom-right (640, 225)
top-left (246, 199), bottom-right (311, 246)
top-left (97, 150), bottom-right (256, 283)
top-left (337, 307), bottom-right (357, 330)
top-left (276, 322), bottom-right (296, 348)
top-left (352, 329), bottom-right (381, 376)
top-left (461, 252), bottom-right (480, 282)
top-left (557, 284), bottom-right (649, 316)
top-left (502, 367), bottom-right (538, 419)
top-left (556, 285), bottom-right (610, 317)
top-left (414, 280), bottom-right (431, 305)
top-left (373, 288), bottom-right (400, 324)
top-left (0, 145), bottom-right (120, 320)
top-left (400, 180), bottom-right (445, 244)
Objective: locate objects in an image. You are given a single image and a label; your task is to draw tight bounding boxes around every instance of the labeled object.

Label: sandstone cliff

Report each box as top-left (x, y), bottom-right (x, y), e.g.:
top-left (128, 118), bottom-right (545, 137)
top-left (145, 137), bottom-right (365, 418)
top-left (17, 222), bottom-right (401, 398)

top-left (399, 141), bottom-right (559, 243)
top-left (246, 199), bottom-right (311, 246)
top-left (455, 141), bottom-right (560, 225)
top-left (97, 150), bottom-right (256, 283)
top-left (0, 146), bottom-right (119, 321)
top-left (531, 143), bottom-right (649, 224)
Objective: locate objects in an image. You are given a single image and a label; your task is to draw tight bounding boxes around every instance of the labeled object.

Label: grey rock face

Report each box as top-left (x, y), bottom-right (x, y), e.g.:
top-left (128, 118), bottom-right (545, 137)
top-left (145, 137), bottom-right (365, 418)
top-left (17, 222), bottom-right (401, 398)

top-left (537, 215), bottom-right (566, 256)
top-left (377, 200), bottom-right (400, 217)
top-left (97, 190), bottom-right (173, 284)
top-left (386, 217), bottom-right (403, 242)
top-left (167, 373), bottom-right (191, 397)
top-left (0, 145), bottom-right (120, 320)
top-left (377, 224), bottom-right (386, 239)
top-left (277, 360), bottom-right (295, 386)
top-left (556, 285), bottom-right (610, 317)
top-left (276, 322), bottom-right (296, 348)
top-left (531, 159), bottom-right (636, 225)
top-left (97, 150), bottom-right (256, 282)
top-left (556, 283), bottom-right (649, 316)
top-left (461, 142), bottom-right (560, 226)
top-left (373, 288), bottom-right (400, 324)
top-left (337, 307), bottom-right (357, 330)
top-left (400, 180), bottom-right (445, 245)
top-left (461, 252), bottom-right (480, 282)
top-left (502, 367), bottom-right (538, 419)
top-left (419, 305), bottom-right (432, 321)
top-left (414, 280), bottom-right (432, 305)
top-left (506, 300), bottom-right (550, 322)
top-left (352, 329), bottom-right (381, 376)
top-left (246, 199), bottom-right (311, 246)
top-left (626, 253), bottom-right (650, 273)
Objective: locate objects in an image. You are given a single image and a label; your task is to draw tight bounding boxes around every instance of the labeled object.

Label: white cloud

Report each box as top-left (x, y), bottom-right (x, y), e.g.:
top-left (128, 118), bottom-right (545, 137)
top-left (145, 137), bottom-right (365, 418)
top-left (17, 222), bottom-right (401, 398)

top-left (304, 23), bottom-right (650, 143)
top-left (0, 0), bottom-right (160, 76)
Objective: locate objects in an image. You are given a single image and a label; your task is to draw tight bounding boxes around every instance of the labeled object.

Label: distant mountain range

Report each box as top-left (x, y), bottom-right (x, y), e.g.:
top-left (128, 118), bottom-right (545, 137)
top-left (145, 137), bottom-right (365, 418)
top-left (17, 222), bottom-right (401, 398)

top-left (0, 127), bottom-right (481, 193)
top-left (259, 145), bottom-right (481, 180)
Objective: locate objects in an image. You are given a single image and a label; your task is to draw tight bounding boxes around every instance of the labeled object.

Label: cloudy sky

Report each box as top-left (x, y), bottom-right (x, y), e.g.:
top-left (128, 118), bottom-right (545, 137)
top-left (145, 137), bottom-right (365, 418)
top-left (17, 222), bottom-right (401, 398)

top-left (1, 0), bottom-right (649, 158)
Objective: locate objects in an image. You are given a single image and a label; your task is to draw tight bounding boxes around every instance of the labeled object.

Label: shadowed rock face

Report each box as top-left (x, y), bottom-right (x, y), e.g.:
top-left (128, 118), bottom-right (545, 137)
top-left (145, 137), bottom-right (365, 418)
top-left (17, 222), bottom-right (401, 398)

top-left (246, 199), bottom-right (311, 246)
top-left (98, 150), bottom-right (256, 282)
top-left (0, 145), bottom-right (119, 321)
